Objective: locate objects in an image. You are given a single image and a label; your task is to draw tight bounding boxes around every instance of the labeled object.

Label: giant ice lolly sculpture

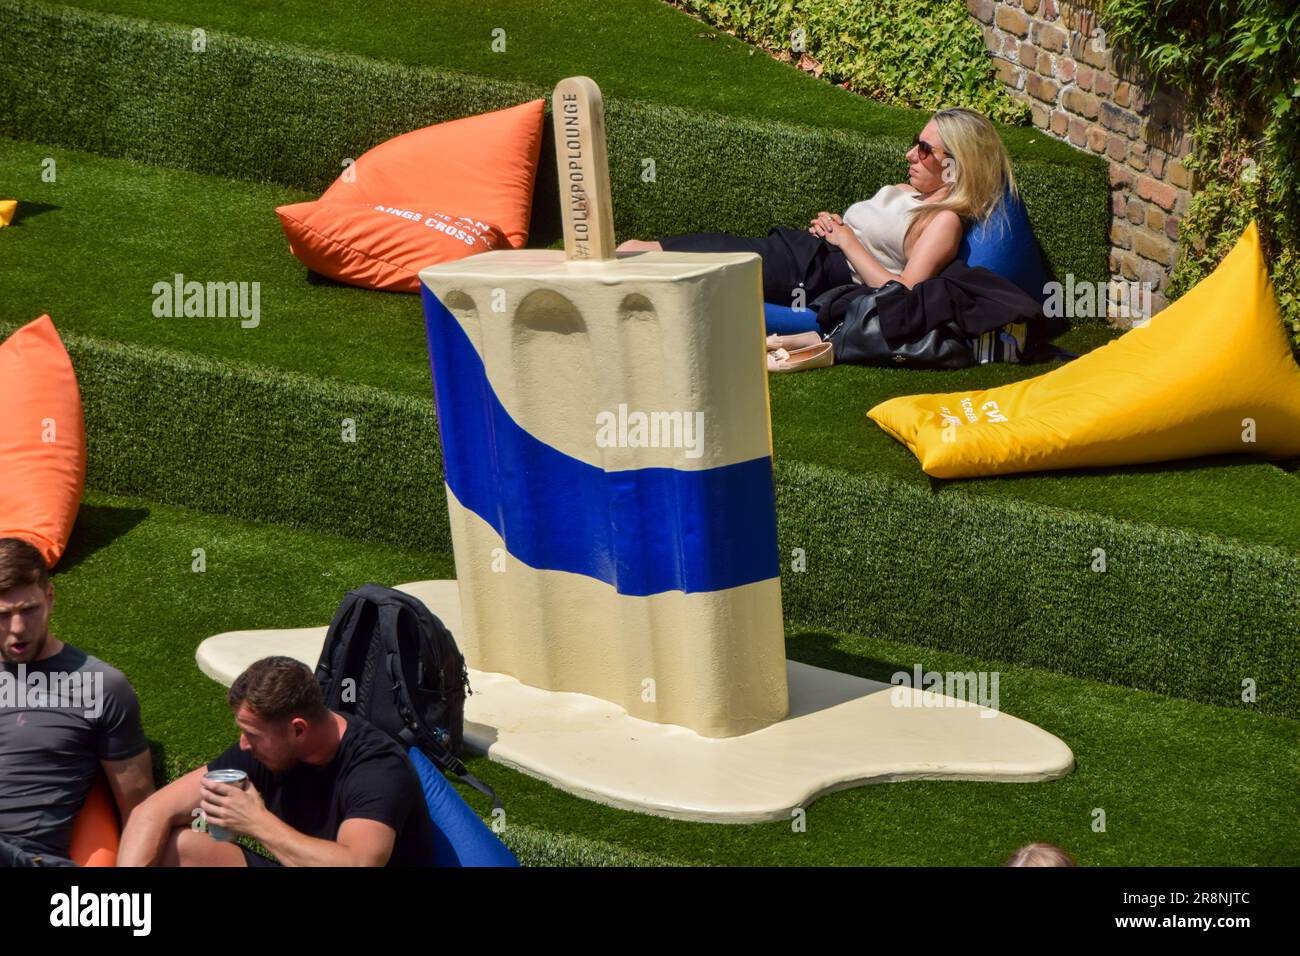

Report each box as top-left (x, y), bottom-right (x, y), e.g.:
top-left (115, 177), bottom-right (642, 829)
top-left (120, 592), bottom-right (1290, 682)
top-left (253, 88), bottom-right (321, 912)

top-left (418, 77), bottom-right (787, 737)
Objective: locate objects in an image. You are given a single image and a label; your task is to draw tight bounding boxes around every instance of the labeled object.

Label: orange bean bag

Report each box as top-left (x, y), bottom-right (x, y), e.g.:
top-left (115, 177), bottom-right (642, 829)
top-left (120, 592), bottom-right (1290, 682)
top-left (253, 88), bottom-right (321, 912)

top-left (69, 776), bottom-right (120, 868)
top-left (277, 99), bottom-right (545, 292)
top-left (0, 316), bottom-right (86, 567)
top-left (276, 203), bottom-right (510, 292)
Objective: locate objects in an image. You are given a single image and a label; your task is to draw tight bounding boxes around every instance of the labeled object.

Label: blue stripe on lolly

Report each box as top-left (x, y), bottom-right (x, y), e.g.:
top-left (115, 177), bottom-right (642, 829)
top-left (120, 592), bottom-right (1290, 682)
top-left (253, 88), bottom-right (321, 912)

top-left (421, 285), bottom-right (780, 597)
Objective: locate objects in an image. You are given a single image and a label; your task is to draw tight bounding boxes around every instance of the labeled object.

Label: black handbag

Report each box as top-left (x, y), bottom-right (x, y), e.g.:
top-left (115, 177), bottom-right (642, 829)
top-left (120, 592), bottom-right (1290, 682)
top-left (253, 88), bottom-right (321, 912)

top-left (815, 281), bottom-right (976, 369)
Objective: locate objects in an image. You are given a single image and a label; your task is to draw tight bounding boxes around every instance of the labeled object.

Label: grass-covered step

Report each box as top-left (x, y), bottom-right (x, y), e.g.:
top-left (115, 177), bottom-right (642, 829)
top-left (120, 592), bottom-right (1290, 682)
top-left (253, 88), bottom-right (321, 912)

top-left (32, 326), bottom-right (449, 554)
top-left (44, 0), bottom-right (1054, 151)
top-left (0, 139), bottom-right (433, 399)
top-left (2, 138), bottom-right (1294, 556)
top-left (0, 134), bottom-right (1107, 400)
top-left (56, 492), bottom-right (452, 782)
top-left (768, 359), bottom-right (1300, 556)
top-left (51, 495), bottom-right (1300, 865)
top-left (13, 318), bottom-right (1298, 719)
top-left (775, 458), bottom-right (1300, 721)
top-left (0, 0), bottom-right (1110, 286)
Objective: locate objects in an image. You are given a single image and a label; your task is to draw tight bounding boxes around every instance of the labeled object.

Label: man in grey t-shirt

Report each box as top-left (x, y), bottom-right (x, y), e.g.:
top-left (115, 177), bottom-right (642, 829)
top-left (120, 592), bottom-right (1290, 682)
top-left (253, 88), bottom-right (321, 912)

top-left (0, 538), bottom-right (154, 866)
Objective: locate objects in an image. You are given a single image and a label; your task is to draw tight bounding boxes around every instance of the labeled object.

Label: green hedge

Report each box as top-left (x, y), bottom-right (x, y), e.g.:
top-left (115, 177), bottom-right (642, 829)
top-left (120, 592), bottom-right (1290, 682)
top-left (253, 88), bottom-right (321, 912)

top-left (673, 0), bottom-right (1030, 125)
top-left (5, 324), bottom-right (452, 555)
top-left (0, 0), bottom-right (1110, 289)
top-left (774, 458), bottom-right (1300, 722)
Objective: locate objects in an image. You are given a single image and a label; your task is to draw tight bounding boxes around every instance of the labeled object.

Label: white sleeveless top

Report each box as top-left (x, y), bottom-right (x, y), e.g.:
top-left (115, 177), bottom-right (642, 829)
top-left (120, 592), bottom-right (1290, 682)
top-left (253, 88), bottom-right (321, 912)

top-left (841, 185), bottom-right (926, 282)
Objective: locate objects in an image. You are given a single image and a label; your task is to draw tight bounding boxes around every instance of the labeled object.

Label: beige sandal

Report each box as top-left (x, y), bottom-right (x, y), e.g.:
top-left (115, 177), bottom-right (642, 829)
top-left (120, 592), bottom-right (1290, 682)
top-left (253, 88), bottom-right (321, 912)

top-left (767, 341), bottom-right (834, 373)
top-left (766, 331), bottom-right (824, 352)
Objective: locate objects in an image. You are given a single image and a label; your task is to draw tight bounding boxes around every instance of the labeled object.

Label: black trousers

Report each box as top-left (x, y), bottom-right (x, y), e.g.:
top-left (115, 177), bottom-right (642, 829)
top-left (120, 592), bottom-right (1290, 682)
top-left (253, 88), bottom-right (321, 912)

top-left (658, 226), bottom-right (855, 305)
top-left (0, 833), bottom-right (76, 867)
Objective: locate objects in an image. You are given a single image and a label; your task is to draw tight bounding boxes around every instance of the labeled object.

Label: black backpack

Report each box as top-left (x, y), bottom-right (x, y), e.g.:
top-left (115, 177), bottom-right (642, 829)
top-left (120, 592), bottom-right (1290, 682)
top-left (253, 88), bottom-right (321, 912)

top-left (313, 584), bottom-right (500, 810)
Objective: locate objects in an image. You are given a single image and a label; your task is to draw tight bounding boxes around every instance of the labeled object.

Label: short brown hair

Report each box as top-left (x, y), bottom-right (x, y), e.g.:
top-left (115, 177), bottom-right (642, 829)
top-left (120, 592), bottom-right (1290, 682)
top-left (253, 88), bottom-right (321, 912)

top-left (228, 656), bottom-right (328, 724)
top-left (1003, 842), bottom-right (1079, 867)
top-left (0, 538), bottom-right (50, 593)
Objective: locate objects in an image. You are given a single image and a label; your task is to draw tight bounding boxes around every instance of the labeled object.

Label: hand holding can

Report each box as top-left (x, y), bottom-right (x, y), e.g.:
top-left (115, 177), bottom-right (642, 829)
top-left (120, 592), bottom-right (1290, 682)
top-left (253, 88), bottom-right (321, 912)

top-left (201, 769), bottom-right (249, 842)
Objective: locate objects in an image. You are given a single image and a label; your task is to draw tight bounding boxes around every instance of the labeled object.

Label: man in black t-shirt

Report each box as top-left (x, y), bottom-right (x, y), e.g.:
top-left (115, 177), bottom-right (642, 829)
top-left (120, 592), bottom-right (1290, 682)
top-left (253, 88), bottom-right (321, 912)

top-left (118, 656), bottom-right (436, 867)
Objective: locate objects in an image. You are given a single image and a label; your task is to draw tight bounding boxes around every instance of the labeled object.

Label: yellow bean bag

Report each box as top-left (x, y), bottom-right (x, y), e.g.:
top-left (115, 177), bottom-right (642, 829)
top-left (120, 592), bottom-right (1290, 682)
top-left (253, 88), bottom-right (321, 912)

top-left (868, 222), bottom-right (1300, 478)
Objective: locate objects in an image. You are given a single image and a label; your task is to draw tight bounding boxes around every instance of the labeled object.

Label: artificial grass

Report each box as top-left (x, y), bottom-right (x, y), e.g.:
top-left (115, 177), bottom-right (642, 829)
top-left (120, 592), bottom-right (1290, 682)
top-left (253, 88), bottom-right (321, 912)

top-left (463, 625), bottom-right (1300, 866)
top-left (47, 0), bottom-right (1082, 161)
top-left (0, 0), bottom-right (1111, 286)
top-left (23, 311), bottom-right (1294, 719)
top-left (2, 135), bottom-right (1293, 561)
top-left (0, 140), bottom-right (433, 398)
top-left (54, 492), bottom-right (453, 783)
top-left (15, 320), bottom-right (1295, 718)
top-left (5, 134), bottom-right (1298, 715)
top-left (52, 493), bottom-right (1300, 866)
top-left (48, 326), bottom-right (448, 554)
top-left (767, 354), bottom-right (1300, 556)
top-left (11, 0), bottom-right (1294, 869)
top-left (775, 458), bottom-right (1300, 720)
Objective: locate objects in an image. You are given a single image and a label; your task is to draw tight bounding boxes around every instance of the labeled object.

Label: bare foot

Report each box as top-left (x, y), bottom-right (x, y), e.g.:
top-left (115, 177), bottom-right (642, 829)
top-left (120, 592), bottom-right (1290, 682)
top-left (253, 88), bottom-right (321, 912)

top-left (616, 239), bottom-right (663, 253)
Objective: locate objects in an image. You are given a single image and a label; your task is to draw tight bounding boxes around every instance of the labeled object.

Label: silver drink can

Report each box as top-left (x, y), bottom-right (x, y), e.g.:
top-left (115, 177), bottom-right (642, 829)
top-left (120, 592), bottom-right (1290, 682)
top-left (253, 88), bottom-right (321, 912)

top-left (202, 769), bottom-right (249, 842)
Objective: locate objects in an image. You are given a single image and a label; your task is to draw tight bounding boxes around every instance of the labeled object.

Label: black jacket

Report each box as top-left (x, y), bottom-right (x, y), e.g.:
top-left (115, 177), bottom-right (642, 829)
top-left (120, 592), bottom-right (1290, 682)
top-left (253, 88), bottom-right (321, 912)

top-left (815, 259), bottom-right (1044, 346)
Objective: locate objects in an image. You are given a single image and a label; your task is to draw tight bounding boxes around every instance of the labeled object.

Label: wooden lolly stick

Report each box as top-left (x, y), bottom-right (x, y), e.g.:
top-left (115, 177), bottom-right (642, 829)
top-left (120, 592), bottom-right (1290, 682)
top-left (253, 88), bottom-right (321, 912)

top-left (552, 76), bottom-right (617, 262)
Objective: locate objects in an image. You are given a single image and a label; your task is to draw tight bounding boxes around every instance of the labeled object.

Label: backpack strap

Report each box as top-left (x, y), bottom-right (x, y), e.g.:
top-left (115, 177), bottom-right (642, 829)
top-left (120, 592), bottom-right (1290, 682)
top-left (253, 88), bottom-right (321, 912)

top-left (397, 725), bottom-right (503, 814)
top-left (314, 589), bottom-right (370, 707)
top-left (377, 619), bottom-right (505, 816)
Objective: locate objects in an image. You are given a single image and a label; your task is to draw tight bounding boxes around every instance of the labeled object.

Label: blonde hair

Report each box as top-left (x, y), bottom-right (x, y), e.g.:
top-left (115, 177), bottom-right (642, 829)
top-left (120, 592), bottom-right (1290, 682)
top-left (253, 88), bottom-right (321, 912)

top-left (1003, 843), bottom-right (1079, 867)
top-left (908, 107), bottom-right (1017, 240)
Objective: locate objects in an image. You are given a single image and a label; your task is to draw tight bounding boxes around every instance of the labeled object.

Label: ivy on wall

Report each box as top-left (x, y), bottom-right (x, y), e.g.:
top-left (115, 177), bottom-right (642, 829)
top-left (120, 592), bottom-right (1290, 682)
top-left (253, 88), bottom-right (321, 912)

top-left (1097, 0), bottom-right (1300, 343)
top-left (668, 0), bottom-right (1030, 125)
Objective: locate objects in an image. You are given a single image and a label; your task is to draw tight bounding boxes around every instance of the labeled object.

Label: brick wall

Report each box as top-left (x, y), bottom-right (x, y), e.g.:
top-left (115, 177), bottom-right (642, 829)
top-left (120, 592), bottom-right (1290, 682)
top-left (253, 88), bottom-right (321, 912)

top-left (966, 0), bottom-right (1193, 322)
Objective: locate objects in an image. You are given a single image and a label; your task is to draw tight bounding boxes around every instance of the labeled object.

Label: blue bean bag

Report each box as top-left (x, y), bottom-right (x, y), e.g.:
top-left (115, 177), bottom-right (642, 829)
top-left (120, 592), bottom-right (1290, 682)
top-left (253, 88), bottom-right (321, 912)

top-left (956, 189), bottom-right (1049, 302)
top-left (409, 747), bottom-right (519, 867)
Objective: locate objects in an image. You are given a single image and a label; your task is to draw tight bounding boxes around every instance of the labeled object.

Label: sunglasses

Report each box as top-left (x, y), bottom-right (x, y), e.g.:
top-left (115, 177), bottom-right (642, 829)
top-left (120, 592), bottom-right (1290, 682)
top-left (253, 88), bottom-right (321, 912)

top-left (912, 135), bottom-right (947, 160)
